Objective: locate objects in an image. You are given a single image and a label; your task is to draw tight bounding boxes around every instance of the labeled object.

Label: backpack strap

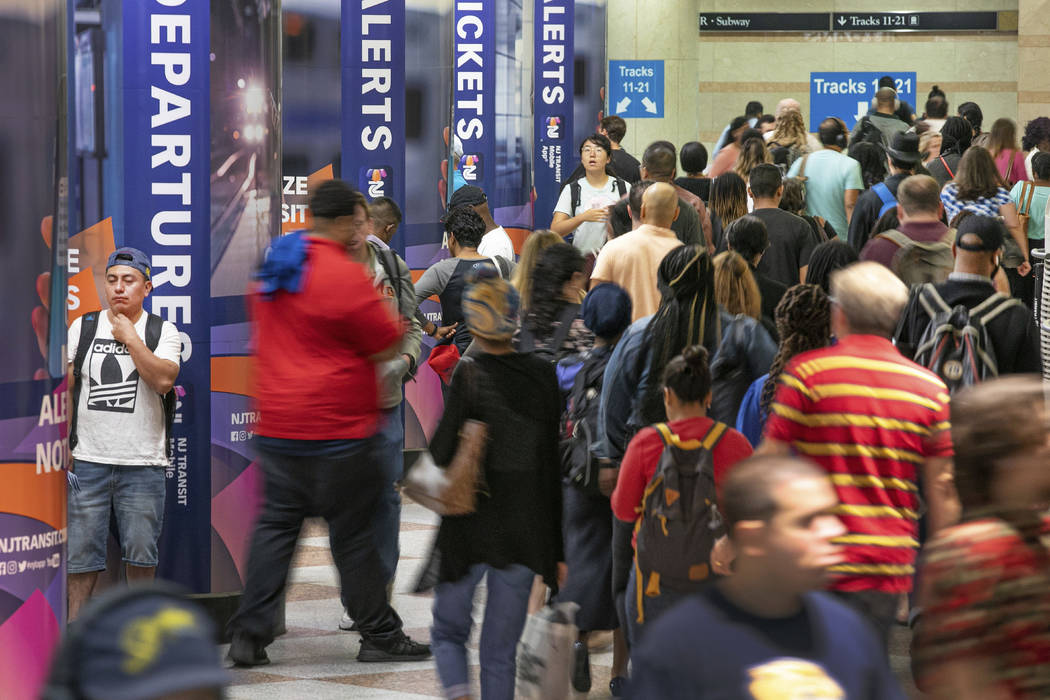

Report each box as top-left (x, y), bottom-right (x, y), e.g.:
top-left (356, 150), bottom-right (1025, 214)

top-left (969, 291), bottom-right (1023, 325)
top-left (872, 182), bottom-right (895, 208)
top-left (614, 178), bottom-right (627, 199)
top-left (917, 283), bottom-right (951, 319)
top-left (547, 303), bottom-right (581, 357)
top-left (570, 180), bottom-right (582, 216)
top-left (652, 421), bottom-right (728, 451)
top-left (487, 256), bottom-right (504, 279)
top-left (938, 156), bottom-right (955, 180)
top-left (69, 312), bottom-right (100, 450)
top-left (372, 243), bottom-right (404, 308)
top-left (145, 313), bottom-right (163, 352)
top-left (874, 228), bottom-right (912, 249)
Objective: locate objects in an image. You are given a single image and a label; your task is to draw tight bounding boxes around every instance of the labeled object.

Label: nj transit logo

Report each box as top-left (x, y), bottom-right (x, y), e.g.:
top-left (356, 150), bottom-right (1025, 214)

top-left (459, 154), bottom-right (482, 182)
top-left (545, 116), bottom-right (564, 139)
top-left (359, 167), bottom-right (392, 199)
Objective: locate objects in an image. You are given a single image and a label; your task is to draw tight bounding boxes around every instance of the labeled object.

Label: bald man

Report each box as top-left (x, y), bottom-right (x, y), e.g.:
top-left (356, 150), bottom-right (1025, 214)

top-left (590, 182), bottom-right (684, 320)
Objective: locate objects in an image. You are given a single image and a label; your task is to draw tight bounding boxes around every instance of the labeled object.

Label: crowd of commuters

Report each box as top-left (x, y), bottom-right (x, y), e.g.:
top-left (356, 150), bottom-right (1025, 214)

top-left (53, 84), bottom-right (1050, 700)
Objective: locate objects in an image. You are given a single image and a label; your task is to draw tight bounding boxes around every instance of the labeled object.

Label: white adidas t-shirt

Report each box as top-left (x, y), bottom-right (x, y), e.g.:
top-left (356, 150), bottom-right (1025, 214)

top-left (68, 312), bottom-right (181, 466)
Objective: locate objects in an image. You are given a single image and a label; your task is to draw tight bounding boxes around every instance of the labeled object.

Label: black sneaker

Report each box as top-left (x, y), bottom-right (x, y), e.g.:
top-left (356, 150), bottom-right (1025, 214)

top-left (357, 632), bottom-right (432, 662)
top-left (571, 640), bottom-right (591, 692)
top-left (227, 632), bottom-right (270, 667)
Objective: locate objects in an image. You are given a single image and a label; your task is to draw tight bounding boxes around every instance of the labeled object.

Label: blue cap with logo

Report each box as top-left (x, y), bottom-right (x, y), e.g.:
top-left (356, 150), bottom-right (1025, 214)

top-left (69, 589), bottom-right (231, 700)
top-left (107, 247), bottom-right (152, 281)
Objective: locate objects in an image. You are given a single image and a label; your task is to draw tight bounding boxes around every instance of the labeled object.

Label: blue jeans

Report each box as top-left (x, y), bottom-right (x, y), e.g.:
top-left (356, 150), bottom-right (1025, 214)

top-left (67, 460), bottom-right (166, 573)
top-left (431, 563), bottom-right (534, 700)
top-left (374, 404), bottom-right (404, 584)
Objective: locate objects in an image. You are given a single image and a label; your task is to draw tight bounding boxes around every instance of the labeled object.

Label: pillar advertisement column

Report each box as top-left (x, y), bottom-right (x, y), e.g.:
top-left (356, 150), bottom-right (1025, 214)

top-left (0, 2), bottom-right (69, 698)
top-left (534, 0), bottom-right (574, 230)
top-left (122, 0), bottom-right (213, 592)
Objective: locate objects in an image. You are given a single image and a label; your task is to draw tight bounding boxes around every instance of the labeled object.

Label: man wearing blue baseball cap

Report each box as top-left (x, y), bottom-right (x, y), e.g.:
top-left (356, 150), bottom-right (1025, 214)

top-left (67, 246), bottom-right (182, 620)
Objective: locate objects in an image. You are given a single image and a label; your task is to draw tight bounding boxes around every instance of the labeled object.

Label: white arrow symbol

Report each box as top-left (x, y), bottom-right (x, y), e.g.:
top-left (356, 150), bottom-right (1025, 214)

top-left (615, 96), bottom-right (631, 113)
top-left (642, 97), bottom-right (658, 114)
top-left (837, 16), bottom-right (848, 26)
top-left (854, 100), bottom-right (868, 122)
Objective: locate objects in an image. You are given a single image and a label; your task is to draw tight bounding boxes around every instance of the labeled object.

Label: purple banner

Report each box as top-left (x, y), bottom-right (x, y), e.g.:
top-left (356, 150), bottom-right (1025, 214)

top-left (123, 0), bottom-right (211, 592)
top-left (534, 0), bottom-right (574, 227)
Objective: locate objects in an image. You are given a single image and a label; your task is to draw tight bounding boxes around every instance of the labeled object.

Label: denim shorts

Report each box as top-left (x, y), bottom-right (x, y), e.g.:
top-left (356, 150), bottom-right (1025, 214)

top-left (67, 460), bottom-right (166, 573)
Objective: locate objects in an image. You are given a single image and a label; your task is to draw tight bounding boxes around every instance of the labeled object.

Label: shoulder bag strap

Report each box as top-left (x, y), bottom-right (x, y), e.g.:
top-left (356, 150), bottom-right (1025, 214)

top-left (939, 156), bottom-right (955, 180)
top-left (874, 228), bottom-right (912, 249)
top-left (1020, 181), bottom-right (1035, 216)
top-left (548, 303), bottom-right (581, 355)
top-left (797, 154), bottom-right (810, 180)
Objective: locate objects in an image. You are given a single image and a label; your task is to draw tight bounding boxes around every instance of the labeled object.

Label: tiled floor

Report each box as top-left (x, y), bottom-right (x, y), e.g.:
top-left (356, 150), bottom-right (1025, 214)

top-left (223, 502), bottom-right (920, 698)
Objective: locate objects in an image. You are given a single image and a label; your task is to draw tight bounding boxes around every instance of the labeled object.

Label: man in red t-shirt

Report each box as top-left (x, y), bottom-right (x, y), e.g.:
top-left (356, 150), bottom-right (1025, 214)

top-left (759, 262), bottom-right (957, 646)
top-left (228, 180), bottom-right (430, 666)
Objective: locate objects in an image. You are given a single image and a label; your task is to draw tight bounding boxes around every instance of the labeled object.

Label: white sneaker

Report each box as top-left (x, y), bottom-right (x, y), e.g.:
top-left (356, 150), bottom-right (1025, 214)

top-left (339, 610), bottom-right (357, 631)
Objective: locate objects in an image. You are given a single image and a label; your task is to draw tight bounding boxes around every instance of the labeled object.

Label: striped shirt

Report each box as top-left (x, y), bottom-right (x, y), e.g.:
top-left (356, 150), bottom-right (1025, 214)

top-left (764, 335), bottom-right (953, 593)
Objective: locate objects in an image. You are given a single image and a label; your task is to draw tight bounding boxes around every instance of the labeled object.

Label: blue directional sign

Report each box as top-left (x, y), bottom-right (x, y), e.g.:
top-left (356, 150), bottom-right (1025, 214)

top-left (810, 71), bottom-right (916, 130)
top-left (609, 60), bottom-right (664, 119)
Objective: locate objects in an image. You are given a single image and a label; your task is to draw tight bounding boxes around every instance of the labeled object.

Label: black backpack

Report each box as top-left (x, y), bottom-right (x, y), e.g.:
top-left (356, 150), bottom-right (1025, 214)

top-left (634, 422), bottom-right (726, 611)
top-left (912, 284), bottom-right (1022, 393)
top-left (560, 348), bottom-right (613, 495)
top-left (518, 303), bottom-right (581, 363)
top-left (70, 312), bottom-right (177, 458)
top-left (855, 116), bottom-right (886, 146)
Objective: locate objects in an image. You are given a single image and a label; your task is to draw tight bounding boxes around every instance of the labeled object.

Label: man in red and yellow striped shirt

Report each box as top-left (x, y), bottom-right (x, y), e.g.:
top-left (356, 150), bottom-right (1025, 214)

top-left (760, 262), bottom-right (957, 645)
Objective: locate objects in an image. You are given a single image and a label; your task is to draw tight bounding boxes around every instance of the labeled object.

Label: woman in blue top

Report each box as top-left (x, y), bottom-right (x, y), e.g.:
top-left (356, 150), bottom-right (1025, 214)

top-left (736, 284), bottom-right (831, 446)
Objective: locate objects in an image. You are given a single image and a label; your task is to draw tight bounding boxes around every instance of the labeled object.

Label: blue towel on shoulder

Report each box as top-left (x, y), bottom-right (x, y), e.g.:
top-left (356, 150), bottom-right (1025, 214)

top-left (256, 230), bottom-right (309, 298)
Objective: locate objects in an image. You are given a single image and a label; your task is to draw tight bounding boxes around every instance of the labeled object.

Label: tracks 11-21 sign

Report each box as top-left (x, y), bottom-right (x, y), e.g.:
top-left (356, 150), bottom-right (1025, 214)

top-left (809, 71), bottom-right (917, 130)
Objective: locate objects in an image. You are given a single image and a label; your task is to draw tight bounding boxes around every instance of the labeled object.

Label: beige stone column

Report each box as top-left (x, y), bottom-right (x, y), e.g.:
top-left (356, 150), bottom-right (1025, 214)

top-left (605, 0), bottom-right (701, 159)
top-left (1018, 0), bottom-right (1050, 124)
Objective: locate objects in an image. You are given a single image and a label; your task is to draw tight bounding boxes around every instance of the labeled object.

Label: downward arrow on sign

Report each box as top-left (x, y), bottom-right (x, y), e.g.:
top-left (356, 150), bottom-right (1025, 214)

top-left (642, 97), bottom-right (657, 114)
top-left (837, 16), bottom-right (847, 26)
top-left (615, 97), bottom-right (631, 113)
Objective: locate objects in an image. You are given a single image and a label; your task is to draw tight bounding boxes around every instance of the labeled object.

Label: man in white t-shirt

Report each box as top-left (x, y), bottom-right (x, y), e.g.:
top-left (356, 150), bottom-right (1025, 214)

top-left (447, 185), bottom-right (515, 260)
top-left (66, 247), bottom-right (181, 620)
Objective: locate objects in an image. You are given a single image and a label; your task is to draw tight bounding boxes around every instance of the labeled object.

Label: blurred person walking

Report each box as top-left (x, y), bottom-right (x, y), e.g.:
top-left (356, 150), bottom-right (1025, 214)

top-left (913, 376), bottom-right (1050, 699)
top-left (228, 180), bottom-right (429, 666)
top-left (628, 456), bottom-right (905, 699)
top-left (421, 270), bottom-right (565, 700)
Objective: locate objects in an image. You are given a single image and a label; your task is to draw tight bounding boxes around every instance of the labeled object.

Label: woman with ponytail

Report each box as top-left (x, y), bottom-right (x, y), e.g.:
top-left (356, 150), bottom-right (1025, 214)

top-left (734, 284), bottom-right (832, 446)
top-left (610, 345), bottom-right (753, 645)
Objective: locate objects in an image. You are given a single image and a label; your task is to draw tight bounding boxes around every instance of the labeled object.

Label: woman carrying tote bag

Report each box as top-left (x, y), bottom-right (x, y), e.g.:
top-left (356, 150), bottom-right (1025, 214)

top-left (416, 268), bottom-right (566, 700)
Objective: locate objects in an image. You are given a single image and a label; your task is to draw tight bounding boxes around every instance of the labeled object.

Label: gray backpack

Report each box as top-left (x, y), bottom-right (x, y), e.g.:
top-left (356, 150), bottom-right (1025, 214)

top-left (875, 228), bottom-right (956, 286)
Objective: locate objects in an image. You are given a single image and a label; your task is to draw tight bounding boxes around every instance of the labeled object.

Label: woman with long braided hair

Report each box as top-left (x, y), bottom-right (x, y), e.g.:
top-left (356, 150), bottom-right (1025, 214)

top-left (734, 284), bottom-right (831, 446)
